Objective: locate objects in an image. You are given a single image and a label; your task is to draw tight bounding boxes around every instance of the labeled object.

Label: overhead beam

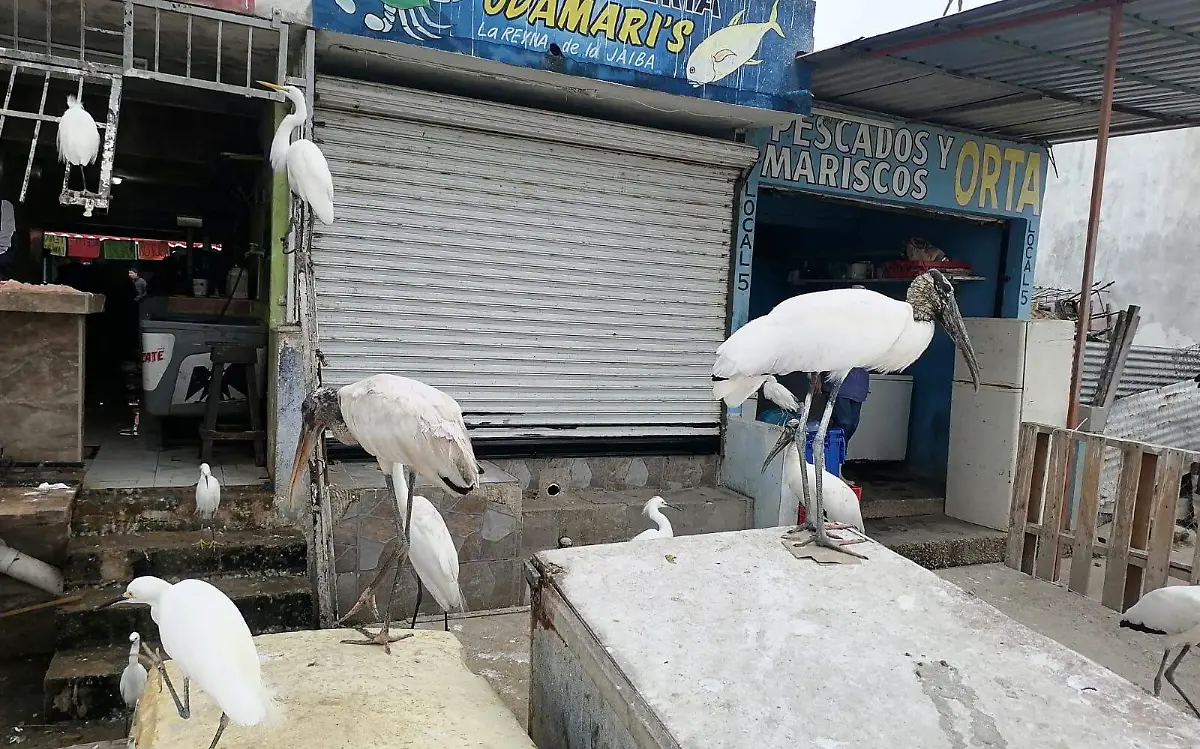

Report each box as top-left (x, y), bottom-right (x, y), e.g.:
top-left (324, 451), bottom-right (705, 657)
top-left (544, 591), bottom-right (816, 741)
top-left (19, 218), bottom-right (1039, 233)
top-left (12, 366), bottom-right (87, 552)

top-left (1123, 12), bottom-right (1200, 48)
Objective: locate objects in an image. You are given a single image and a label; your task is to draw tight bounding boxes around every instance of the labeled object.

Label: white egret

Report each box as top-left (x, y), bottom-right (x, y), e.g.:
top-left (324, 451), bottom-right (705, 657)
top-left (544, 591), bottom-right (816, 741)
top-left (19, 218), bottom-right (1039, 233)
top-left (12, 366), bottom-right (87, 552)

top-left (119, 631), bottom-right (148, 733)
top-left (258, 81), bottom-right (334, 231)
top-left (56, 95), bottom-right (100, 192)
top-left (398, 484), bottom-right (466, 631)
top-left (195, 463), bottom-right (221, 546)
top-left (763, 418), bottom-right (864, 533)
top-left (288, 373), bottom-right (480, 652)
top-left (717, 269), bottom-right (981, 559)
top-left (631, 496), bottom-right (680, 541)
top-left (107, 577), bottom-right (280, 749)
top-left (1120, 585), bottom-right (1200, 718)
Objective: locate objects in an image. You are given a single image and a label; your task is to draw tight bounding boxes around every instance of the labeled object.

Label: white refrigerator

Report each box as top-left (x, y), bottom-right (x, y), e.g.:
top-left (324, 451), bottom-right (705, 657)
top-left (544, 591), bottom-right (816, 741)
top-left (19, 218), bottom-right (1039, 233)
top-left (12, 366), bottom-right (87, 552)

top-left (946, 318), bottom-right (1074, 530)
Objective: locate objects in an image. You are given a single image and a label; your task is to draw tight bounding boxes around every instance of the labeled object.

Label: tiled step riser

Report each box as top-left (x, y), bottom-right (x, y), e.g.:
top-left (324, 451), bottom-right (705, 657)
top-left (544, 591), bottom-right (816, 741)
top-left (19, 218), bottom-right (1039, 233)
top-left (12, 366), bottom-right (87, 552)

top-left (58, 587), bottom-right (315, 649)
top-left (66, 537), bottom-right (308, 586)
top-left (73, 487), bottom-right (281, 535)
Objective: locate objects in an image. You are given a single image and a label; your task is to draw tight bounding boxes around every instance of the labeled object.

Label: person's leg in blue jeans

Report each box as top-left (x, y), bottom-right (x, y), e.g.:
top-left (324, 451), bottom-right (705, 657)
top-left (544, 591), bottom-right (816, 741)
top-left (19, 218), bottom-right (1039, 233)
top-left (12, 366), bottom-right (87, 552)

top-left (829, 397), bottom-right (862, 444)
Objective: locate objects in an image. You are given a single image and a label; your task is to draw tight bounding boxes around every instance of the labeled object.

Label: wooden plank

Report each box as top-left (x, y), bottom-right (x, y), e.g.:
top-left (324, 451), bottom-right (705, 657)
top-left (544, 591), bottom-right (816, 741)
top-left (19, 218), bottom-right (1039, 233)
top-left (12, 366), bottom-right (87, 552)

top-left (1192, 519), bottom-right (1200, 585)
top-left (1005, 423), bottom-right (1040, 570)
top-left (1102, 445), bottom-right (1143, 612)
top-left (1144, 449), bottom-right (1186, 593)
top-left (1124, 452), bottom-right (1161, 611)
top-left (1034, 430), bottom-right (1072, 581)
top-left (1021, 431), bottom-right (1053, 575)
top-left (1068, 435), bottom-right (1107, 595)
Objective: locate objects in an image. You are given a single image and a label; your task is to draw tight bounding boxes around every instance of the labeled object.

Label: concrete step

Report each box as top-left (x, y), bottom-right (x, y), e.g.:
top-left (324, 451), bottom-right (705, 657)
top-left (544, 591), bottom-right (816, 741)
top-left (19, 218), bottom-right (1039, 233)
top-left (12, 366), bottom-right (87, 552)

top-left (64, 529), bottom-right (307, 586)
top-left (56, 574), bottom-right (315, 649)
top-left (72, 484), bottom-right (280, 535)
top-left (860, 497), bottom-right (945, 520)
top-left (44, 643), bottom-right (132, 722)
top-left (865, 514), bottom-right (1006, 570)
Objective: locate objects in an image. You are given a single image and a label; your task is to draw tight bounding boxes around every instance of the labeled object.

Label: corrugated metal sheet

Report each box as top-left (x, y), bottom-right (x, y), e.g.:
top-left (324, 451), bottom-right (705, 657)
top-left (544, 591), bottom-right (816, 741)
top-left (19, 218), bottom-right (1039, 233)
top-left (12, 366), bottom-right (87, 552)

top-left (800, 0), bottom-right (1200, 144)
top-left (311, 77), bottom-right (757, 440)
top-left (1080, 341), bottom-right (1197, 403)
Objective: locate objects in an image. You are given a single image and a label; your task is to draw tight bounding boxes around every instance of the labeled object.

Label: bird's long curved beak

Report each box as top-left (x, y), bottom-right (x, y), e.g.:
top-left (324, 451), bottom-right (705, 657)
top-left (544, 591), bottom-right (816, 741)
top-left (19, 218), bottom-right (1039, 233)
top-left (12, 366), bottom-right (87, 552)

top-left (287, 416), bottom-right (322, 501)
top-left (663, 502), bottom-right (682, 512)
top-left (762, 422), bottom-right (798, 473)
top-left (257, 80), bottom-right (285, 92)
top-left (939, 296), bottom-right (982, 393)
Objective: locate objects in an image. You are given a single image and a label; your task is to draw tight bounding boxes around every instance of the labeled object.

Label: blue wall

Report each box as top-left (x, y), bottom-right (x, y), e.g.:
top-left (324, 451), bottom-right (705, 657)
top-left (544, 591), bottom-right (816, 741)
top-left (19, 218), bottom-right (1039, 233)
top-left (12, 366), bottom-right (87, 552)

top-left (752, 192), bottom-right (1006, 479)
top-left (315, 0), bottom-right (815, 111)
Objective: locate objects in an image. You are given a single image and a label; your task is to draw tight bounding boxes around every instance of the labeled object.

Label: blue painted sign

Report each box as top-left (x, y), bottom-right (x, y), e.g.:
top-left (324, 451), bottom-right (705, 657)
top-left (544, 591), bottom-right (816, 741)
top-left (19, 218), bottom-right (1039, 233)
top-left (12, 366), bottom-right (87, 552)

top-left (315, 0), bottom-right (814, 110)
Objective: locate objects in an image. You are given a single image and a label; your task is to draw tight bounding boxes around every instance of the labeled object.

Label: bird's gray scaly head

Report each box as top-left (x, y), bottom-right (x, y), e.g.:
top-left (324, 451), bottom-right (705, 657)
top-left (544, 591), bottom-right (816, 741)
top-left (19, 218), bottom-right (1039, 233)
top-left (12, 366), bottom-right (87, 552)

top-left (762, 417), bottom-right (801, 473)
top-left (288, 387), bottom-right (343, 501)
top-left (908, 270), bottom-right (981, 392)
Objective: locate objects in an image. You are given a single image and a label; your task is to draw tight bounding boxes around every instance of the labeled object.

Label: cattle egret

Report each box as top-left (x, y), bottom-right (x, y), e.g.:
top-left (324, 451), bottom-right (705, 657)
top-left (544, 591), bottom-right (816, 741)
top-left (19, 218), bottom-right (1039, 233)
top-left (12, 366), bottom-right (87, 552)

top-left (763, 418), bottom-right (865, 533)
top-left (119, 631), bottom-right (148, 733)
top-left (108, 577), bottom-right (280, 749)
top-left (195, 463), bottom-right (221, 546)
top-left (1120, 585), bottom-right (1200, 718)
top-left (288, 374), bottom-right (479, 652)
top-left (57, 95), bottom-right (100, 192)
top-left (258, 81), bottom-right (334, 231)
top-left (631, 496), bottom-right (680, 541)
top-left (399, 484), bottom-right (466, 631)
top-left (718, 270), bottom-right (980, 559)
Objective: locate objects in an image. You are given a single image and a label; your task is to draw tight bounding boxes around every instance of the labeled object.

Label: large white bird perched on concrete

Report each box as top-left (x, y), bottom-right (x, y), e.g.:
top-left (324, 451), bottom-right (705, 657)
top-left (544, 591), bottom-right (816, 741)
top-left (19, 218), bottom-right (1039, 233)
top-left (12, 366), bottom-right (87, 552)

top-left (195, 463), bottom-right (221, 546)
top-left (107, 577), bottom-right (280, 749)
top-left (763, 418), bottom-right (864, 533)
top-left (397, 481), bottom-right (466, 632)
top-left (631, 496), bottom-right (680, 541)
top-left (719, 270), bottom-right (981, 559)
top-left (1120, 585), bottom-right (1200, 718)
top-left (258, 81), bottom-right (334, 230)
top-left (119, 631), bottom-right (148, 733)
top-left (288, 373), bottom-right (480, 652)
top-left (57, 95), bottom-right (100, 192)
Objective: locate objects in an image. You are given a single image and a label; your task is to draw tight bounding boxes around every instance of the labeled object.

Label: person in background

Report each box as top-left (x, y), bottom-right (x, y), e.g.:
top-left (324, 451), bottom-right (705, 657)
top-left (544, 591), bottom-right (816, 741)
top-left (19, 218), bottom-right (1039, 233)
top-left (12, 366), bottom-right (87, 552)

top-left (0, 197), bottom-right (16, 281)
top-left (827, 367), bottom-right (870, 446)
top-left (128, 267), bottom-right (147, 303)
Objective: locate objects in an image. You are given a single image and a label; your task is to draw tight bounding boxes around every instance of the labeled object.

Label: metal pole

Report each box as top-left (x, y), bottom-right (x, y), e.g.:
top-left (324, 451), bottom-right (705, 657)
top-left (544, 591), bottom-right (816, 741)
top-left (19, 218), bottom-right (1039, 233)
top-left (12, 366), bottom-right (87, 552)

top-left (1066, 2), bottom-right (1122, 429)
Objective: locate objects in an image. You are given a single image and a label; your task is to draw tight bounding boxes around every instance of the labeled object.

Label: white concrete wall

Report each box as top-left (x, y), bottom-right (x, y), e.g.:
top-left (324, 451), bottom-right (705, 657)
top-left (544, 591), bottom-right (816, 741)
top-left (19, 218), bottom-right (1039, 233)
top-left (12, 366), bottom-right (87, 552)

top-left (1035, 127), bottom-right (1200, 347)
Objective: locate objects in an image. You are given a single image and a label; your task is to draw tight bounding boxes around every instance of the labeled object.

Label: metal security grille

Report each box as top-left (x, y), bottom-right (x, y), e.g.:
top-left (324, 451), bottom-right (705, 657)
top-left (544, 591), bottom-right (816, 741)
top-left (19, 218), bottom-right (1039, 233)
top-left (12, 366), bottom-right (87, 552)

top-left (311, 77), bottom-right (757, 440)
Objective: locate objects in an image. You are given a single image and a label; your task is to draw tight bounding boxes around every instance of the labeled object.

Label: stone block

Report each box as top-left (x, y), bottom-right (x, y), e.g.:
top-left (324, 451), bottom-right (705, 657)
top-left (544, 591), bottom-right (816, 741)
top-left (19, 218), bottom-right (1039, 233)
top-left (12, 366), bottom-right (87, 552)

top-left (0, 310), bottom-right (85, 462)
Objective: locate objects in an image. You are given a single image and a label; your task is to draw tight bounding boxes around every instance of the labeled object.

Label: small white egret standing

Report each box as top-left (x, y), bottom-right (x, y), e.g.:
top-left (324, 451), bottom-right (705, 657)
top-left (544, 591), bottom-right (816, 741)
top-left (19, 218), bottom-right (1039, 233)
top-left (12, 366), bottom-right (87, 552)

top-left (763, 418), bottom-right (864, 533)
top-left (108, 577), bottom-right (280, 749)
top-left (195, 463), bottom-right (221, 545)
top-left (288, 374), bottom-right (480, 652)
top-left (1120, 585), bottom-right (1200, 718)
top-left (56, 95), bottom-right (100, 192)
top-left (399, 485), bottom-right (466, 631)
top-left (631, 496), bottom-right (680, 541)
top-left (258, 81), bottom-right (334, 232)
top-left (717, 270), bottom-right (981, 559)
top-left (119, 631), bottom-right (148, 733)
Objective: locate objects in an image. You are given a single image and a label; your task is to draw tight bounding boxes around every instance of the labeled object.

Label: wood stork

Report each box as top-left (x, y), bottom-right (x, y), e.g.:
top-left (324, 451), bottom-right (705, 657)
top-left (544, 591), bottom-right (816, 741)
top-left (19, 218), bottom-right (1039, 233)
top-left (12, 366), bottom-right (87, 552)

top-left (258, 81), bottom-right (334, 232)
top-left (56, 95), bottom-right (100, 193)
top-left (396, 482), bottom-right (466, 632)
top-left (119, 631), bottom-right (148, 733)
top-left (195, 463), bottom-right (221, 546)
top-left (107, 577), bottom-right (280, 749)
top-left (288, 374), bottom-right (480, 652)
top-left (1120, 585), bottom-right (1200, 718)
top-left (763, 418), bottom-right (865, 533)
top-left (631, 496), bottom-right (680, 541)
top-left (717, 270), bottom-right (981, 559)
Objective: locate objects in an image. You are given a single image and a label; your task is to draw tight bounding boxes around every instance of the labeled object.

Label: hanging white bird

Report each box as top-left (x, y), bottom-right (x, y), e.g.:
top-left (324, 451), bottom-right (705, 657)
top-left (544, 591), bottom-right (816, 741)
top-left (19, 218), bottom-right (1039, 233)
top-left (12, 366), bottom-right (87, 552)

top-left (1120, 585), bottom-right (1200, 718)
top-left (195, 463), bottom-right (221, 545)
top-left (288, 373), bottom-right (480, 652)
top-left (631, 496), bottom-right (680, 541)
top-left (258, 81), bottom-right (334, 230)
top-left (57, 95), bottom-right (100, 192)
top-left (763, 418), bottom-right (864, 533)
top-left (718, 270), bottom-right (981, 559)
top-left (398, 483), bottom-right (466, 632)
top-left (107, 577), bottom-right (280, 749)
top-left (119, 631), bottom-right (148, 733)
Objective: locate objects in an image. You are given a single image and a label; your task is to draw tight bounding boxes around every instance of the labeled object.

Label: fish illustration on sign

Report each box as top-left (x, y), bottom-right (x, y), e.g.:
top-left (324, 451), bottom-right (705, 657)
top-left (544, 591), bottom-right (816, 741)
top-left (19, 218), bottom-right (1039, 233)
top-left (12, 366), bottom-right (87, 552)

top-left (685, 0), bottom-right (784, 87)
top-left (334, 0), bottom-right (457, 41)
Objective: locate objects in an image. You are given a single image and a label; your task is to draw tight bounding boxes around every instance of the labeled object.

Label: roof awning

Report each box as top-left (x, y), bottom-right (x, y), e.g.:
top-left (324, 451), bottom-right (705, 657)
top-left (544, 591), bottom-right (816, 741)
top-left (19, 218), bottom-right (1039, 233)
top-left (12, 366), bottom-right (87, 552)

top-left (799, 0), bottom-right (1200, 144)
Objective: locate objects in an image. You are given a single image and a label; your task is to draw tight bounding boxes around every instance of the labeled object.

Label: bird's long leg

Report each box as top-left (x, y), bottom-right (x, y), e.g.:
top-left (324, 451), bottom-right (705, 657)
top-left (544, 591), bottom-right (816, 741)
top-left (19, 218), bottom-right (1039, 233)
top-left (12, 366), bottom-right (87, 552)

top-left (140, 643), bottom-right (189, 719)
top-left (338, 542), bottom-right (399, 625)
top-left (792, 378), bottom-right (816, 529)
top-left (1164, 645), bottom-right (1200, 719)
top-left (124, 709), bottom-right (131, 736)
top-left (207, 713), bottom-right (230, 749)
top-left (444, 609), bottom-right (449, 632)
top-left (410, 576), bottom-right (423, 629)
top-left (1154, 648), bottom-right (1172, 696)
top-left (812, 378), bottom-right (868, 560)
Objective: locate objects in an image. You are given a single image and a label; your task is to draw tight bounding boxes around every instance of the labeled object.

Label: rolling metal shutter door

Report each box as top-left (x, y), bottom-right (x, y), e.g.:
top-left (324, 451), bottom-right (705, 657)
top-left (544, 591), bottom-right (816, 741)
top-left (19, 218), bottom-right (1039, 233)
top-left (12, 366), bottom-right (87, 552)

top-left (312, 76), bottom-right (758, 440)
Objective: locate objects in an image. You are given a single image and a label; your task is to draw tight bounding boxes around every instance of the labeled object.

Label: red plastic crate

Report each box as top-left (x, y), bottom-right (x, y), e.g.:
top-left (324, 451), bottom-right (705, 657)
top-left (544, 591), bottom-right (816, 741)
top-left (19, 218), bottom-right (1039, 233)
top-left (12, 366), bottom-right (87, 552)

top-left (881, 259), bottom-right (973, 279)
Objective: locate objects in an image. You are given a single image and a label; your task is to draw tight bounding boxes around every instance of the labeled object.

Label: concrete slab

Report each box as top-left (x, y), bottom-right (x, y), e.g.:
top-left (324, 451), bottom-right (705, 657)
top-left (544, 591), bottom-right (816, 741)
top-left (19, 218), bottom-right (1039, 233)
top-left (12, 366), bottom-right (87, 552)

top-left (133, 629), bottom-right (535, 749)
top-left (530, 528), bottom-right (1200, 748)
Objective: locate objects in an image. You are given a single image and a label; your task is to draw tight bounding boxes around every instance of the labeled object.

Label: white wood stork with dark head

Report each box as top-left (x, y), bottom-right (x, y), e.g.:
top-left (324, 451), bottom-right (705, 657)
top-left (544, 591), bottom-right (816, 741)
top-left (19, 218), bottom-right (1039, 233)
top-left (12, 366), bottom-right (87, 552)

top-left (258, 81), bottom-right (334, 233)
top-left (763, 417), bottom-right (864, 533)
top-left (288, 374), bottom-right (480, 651)
top-left (1120, 585), bottom-right (1200, 718)
top-left (715, 269), bottom-right (981, 558)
